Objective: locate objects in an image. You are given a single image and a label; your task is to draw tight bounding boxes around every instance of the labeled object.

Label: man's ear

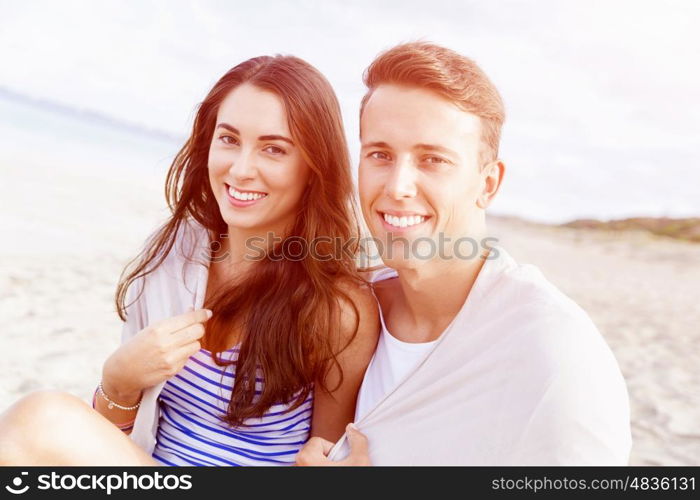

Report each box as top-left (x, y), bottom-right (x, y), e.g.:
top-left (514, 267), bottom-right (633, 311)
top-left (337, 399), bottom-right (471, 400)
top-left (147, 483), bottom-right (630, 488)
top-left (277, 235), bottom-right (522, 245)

top-left (476, 160), bottom-right (505, 209)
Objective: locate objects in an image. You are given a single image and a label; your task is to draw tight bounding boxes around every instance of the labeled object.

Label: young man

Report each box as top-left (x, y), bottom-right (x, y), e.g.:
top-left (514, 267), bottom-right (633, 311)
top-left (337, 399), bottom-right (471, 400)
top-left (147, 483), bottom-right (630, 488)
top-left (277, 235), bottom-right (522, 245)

top-left (296, 42), bottom-right (632, 465)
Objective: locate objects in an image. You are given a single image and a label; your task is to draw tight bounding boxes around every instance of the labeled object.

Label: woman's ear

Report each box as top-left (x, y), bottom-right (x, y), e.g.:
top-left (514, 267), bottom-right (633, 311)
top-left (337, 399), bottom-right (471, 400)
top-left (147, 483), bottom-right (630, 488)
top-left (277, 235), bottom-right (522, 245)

top-left (476, 160), bottom-right (505, 209)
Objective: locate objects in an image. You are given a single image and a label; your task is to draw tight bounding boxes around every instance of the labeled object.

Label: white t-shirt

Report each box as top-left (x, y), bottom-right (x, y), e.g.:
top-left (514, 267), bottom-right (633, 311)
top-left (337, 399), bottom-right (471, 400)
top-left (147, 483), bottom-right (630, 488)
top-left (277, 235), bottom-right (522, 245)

top-left (355, 268), bottom-right (438, 421)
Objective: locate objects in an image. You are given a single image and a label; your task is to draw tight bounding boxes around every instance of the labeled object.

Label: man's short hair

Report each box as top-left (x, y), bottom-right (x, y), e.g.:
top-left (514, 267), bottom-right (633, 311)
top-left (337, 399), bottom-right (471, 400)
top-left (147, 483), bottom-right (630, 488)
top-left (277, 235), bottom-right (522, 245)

top-left (360, 41), bottom-right (505, 164)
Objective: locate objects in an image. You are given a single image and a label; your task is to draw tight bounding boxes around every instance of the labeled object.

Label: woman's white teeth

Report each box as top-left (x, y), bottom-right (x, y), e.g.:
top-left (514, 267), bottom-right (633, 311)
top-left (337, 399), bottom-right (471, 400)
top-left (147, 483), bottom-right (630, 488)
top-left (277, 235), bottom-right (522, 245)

top-left (383, 213), bottom-right (426, 228)
top-left (228, 186), bottom-right (266, 201)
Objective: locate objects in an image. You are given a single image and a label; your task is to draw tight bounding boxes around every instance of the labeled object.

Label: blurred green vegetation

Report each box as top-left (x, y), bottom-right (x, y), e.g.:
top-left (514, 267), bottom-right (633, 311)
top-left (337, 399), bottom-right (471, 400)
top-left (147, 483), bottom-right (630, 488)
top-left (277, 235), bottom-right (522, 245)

top-left (562, 218), bottom-right (700, 243)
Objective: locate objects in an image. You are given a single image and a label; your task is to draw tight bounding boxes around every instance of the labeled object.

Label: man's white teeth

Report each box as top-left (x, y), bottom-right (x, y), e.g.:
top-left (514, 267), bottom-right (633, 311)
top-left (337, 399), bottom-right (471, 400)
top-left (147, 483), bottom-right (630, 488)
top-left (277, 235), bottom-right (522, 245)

top-left (383, 213), bottom-right (426, 228)
top-left (228, 186), bottom-right (267, 201)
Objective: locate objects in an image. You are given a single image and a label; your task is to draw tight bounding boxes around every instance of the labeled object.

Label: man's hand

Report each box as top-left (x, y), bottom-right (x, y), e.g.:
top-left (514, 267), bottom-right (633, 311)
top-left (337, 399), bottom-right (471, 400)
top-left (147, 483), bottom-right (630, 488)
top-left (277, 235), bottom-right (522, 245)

top-left (296, 424), bottom-right (370, 466)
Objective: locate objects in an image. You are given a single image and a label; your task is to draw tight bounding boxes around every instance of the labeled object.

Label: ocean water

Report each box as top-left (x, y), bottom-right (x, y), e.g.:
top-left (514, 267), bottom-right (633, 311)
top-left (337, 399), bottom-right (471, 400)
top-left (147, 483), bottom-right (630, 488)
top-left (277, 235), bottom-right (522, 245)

top-left (1, 90), bottom-right (697, 224)
top-left (0, 91), bottom-right (183, 178)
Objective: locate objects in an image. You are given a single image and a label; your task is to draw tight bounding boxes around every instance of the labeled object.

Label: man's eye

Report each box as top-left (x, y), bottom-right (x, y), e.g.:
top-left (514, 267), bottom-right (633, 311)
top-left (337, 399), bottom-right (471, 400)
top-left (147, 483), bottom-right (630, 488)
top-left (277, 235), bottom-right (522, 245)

top-left (219, 135), bottom-right (239, 145)
top-left (263, 145), bottom-right (286, 155)
top-left (369, 151), bottom-right (390, 161)
top-left (424, 156), bottom-right (447, 164)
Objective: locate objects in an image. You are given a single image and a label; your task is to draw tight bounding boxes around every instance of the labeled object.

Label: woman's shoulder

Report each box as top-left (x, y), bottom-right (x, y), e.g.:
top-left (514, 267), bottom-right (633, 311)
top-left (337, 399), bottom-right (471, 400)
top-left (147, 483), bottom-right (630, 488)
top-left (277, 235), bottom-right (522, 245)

top-left (163, 217), bottom-right (212, 268)
top-left (126, 218), bottom-right (210, 310)
top-left (334, 277), bottom-right (381, 349)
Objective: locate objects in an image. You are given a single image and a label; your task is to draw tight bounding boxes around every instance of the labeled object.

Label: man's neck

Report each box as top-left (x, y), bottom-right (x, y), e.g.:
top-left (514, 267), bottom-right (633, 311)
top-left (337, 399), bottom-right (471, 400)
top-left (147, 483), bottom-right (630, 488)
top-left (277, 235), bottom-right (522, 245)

top-left (383, 226), bottom-right (491, 343)
top-left (393, 253), bottom-right (487, 342)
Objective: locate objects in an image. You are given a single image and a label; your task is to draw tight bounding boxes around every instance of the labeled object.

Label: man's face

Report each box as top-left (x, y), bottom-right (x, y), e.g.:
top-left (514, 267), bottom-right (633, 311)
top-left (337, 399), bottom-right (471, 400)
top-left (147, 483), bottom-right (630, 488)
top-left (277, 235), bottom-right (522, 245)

top-left (359, 84), bottom-right (494, 268)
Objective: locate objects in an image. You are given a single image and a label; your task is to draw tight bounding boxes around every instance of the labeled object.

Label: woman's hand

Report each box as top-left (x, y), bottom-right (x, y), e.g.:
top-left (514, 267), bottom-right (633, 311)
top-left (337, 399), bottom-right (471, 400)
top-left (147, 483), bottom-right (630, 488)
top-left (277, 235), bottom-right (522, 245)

top-left (101, 309), bottom-right (212, 404)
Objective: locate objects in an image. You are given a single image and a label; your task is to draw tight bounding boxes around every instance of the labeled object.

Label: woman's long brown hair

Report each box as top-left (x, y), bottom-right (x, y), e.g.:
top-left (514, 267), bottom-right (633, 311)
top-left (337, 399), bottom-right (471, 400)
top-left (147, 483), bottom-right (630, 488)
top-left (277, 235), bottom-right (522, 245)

top-left (115, 55), bottom-right (364, 426)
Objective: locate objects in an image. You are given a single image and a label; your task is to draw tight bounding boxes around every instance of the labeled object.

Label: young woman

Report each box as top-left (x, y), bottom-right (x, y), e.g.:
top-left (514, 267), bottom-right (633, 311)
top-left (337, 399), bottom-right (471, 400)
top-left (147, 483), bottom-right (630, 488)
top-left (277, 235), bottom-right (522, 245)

top-left (0, 55), bottom-right (379, 466)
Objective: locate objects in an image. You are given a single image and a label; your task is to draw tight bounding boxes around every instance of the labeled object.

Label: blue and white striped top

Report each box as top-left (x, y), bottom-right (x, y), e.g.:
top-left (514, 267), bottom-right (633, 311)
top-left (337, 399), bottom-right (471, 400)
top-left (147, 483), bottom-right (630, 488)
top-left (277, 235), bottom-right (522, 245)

top-left (151, 347), bottom-right (313, 466)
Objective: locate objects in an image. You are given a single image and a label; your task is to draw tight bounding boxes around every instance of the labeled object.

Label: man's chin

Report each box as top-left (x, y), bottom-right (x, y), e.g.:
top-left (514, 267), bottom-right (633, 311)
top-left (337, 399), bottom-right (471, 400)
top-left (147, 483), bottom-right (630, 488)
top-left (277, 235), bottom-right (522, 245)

top-left (377, 241), bottom-right (430, 271)
top-left (380, 255), bottom-right (422, 272)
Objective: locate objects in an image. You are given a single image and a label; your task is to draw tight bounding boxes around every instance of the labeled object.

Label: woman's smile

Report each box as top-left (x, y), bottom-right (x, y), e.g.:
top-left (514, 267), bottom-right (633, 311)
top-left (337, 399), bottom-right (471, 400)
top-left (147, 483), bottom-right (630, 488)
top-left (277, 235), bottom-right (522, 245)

top-left (225, 183), bottom-right (269, 207)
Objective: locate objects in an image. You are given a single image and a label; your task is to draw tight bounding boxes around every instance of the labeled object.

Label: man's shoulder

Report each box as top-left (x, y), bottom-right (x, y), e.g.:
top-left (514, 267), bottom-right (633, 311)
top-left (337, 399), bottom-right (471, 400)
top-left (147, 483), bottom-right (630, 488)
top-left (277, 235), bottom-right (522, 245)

top-left (490, 246), bottom-right (592, 326)
top-left (487, 247), bottom-right (613, 366)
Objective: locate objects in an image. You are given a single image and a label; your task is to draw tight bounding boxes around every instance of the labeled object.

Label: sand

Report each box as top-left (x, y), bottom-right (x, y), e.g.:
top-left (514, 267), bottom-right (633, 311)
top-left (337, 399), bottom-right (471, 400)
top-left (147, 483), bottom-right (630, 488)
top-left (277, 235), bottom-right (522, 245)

top-left (0, 156), bottom-right (167, 416)
top-left (1, 157), bottom-right (698, 465)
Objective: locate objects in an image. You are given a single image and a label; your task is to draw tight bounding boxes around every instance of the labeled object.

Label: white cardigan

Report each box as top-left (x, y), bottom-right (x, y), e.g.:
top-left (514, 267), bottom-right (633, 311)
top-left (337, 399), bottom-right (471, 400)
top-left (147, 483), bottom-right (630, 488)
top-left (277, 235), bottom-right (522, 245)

top-left (329, 245), bottom-right (633, 465)
top-left (121, 218), bottom-right (211, 455)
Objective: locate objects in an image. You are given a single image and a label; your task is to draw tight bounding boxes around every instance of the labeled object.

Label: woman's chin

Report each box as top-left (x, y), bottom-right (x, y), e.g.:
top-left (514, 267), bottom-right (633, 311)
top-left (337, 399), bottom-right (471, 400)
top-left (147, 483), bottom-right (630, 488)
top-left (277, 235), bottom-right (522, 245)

top-left (221, 217), bottom-right (261, 230)
top-left (218, 210), bottom-right (261, 228)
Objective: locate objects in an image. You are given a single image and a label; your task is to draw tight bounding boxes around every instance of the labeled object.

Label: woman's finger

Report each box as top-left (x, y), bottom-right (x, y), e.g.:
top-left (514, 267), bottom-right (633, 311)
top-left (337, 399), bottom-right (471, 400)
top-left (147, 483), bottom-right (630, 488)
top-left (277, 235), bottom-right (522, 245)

top-left (169, 339), bottom-right (203, 366)
top-left (152, 309), bottom-right (212, 335)
top-left (169, 322), bottom-right (207, 348)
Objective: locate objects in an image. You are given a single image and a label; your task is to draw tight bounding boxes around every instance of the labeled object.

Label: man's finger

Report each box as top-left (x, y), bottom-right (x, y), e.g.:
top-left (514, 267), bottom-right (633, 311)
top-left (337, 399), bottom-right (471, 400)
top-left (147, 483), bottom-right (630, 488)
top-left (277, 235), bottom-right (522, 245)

top-left (306, 436), bottom-right (335, 456)
top-left (319, 438), bottom-right (335, 456)
top-left (345, 424), bottom-right (369, 458)
top-left (296, 437), bottom-right (335, 466)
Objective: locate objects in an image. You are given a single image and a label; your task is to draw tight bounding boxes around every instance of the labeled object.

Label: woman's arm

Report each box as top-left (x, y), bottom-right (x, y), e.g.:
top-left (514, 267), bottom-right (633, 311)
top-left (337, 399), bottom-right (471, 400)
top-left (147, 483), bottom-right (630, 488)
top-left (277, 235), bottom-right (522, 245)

top-left (310, 281), bottom-right (380, 443)
top-left (94, 308), bottom-right (211, 434)
top-left (92, 277), bottom-right (146, 434)
top-left (91, 378), bottom-right (142, 434)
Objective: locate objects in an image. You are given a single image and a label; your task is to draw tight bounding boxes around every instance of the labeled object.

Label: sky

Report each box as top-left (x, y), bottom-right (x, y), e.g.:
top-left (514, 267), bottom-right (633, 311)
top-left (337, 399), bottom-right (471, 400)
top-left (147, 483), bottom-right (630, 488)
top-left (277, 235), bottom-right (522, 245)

top-left (1, 0), bottom-right (698, 222)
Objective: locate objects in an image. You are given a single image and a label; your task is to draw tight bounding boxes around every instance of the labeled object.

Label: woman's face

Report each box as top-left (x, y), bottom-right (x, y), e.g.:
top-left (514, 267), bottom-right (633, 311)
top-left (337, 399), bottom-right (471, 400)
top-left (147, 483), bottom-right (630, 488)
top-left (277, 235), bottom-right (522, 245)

top-left (208, 83), bottom-right (310, 237)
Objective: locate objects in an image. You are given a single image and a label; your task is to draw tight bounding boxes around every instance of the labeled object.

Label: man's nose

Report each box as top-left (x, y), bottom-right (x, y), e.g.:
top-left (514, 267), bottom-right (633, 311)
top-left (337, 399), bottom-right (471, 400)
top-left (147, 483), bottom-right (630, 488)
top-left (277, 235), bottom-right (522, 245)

top-left (384, 156), bottom-right (417, 200)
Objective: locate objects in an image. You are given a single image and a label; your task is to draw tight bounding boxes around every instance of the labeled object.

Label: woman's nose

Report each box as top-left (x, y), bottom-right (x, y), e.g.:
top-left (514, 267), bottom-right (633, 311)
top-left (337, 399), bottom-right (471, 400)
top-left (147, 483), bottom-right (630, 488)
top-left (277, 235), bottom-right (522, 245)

top-left (228, 150), bottom-right (257, 181)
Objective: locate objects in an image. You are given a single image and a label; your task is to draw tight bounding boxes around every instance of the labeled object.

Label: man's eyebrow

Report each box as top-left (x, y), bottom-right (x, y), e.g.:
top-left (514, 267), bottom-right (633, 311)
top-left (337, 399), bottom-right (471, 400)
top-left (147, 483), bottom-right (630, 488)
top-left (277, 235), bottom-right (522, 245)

top-left (361, 141), bottom-right (392, 149)
top-left (414, 143), bottom-right (459, 157)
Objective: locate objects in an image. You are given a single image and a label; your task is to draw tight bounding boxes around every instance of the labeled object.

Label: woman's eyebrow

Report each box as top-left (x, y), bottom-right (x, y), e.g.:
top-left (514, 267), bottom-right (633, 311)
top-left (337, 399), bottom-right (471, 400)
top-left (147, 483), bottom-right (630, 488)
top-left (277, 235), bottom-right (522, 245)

top-left (216, 123), bottom-right (239, 134)
top-left (258, 134), bottom-right (294, 145)
top-left (216, 123), bottom-right (293, 145)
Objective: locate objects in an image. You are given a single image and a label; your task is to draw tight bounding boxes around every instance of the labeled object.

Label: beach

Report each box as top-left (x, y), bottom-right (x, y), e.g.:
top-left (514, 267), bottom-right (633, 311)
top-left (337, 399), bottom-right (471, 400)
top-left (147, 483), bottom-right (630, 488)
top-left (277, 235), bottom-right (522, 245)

top-left (0, 155), bottom-right (168, 416)
top-left (1, 156), bottom-right (698, 466)
top-left (490, 217), bottom-right (700, 466)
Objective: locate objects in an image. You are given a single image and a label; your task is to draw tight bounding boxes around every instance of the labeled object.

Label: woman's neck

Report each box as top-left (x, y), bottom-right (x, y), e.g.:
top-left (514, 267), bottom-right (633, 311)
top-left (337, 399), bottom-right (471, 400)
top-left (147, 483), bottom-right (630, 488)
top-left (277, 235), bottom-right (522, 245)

top-left (214, 224), bottom-right (289, 272)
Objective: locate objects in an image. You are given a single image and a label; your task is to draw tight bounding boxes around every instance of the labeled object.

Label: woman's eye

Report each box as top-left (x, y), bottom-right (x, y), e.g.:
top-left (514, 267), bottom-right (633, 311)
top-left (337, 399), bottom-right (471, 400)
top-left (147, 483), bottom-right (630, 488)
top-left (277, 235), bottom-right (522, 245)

top-left (369, 151), bottom-right (390, 161)
top-left (263, 145), bottom-right (286, 155)
top-left (219, 135), bottom-right (239, 145)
